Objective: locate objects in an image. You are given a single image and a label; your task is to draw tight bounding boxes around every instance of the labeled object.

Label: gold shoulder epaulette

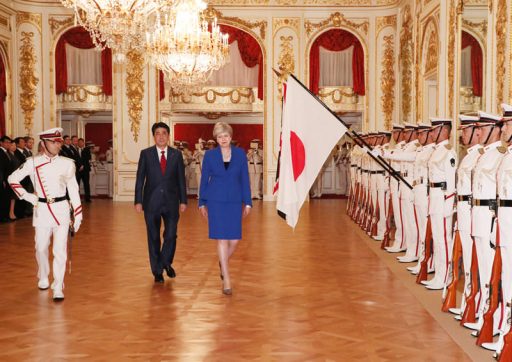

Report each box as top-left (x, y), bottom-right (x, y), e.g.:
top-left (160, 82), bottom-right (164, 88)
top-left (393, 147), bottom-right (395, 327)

top-left (498, 146), bottom-right (507, 154)
top-left (445, 144), bottom-right (453, 150)
top-left (479, 148), bottom-right (485, 155)
top-left (415, 141), bottom-right (421, 147)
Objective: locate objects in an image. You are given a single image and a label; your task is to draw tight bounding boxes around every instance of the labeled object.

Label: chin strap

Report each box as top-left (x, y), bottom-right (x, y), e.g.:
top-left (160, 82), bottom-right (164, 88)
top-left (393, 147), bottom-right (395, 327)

top-left (483, 126), bottom-right (495, 145)
top-left (43, 140), bottom-right (58, 157)
top-left (468, 127), bottom-right (476, 145)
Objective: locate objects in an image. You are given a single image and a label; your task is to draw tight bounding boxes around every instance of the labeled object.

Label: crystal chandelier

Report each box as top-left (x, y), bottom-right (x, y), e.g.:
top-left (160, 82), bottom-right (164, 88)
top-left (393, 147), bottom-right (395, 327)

top-left (60, 0), bottom-right (169, 63)
top-left (145, 0), bottom-right (229, 90)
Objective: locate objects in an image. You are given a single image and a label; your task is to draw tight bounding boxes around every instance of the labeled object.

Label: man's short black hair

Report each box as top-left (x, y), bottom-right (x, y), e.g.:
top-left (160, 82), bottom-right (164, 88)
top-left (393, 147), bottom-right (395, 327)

top-left (63, 135), bottom-right (70, 140)
top-left (71, 135), bottom-right (78, 140)
top-left (0, 135), bottom-right (12, 143)
top-left (24, 136), bottom-right (33, 142)
top-left (152, 122), bottom-right (170, 135)
top-left (14, 137), bottom-right (24, 145)
top-left (78, 138), bottom-right (84, 142)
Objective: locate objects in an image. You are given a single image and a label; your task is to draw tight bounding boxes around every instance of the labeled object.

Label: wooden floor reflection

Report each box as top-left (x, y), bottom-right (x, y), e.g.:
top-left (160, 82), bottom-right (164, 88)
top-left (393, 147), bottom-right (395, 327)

top-left (0, 199), bottom-right (473, 361)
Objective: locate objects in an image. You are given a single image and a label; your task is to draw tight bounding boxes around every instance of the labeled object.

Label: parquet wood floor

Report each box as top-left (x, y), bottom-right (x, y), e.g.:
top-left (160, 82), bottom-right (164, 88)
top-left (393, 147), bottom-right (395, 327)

top-left (0, 199), bottom-right (478, 361)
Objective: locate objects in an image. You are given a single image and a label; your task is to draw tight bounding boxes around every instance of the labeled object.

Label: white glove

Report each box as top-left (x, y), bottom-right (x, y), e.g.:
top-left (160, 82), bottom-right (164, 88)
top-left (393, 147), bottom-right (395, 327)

top-left (23, 193), bottom-right (39, 206)
top-left (73, 215), bottom-right (83, 233)
top-left (370, 149), bottom-right (380, 157)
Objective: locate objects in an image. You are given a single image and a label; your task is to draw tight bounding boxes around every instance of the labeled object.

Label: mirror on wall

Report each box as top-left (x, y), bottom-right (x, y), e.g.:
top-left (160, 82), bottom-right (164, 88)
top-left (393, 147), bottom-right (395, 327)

top-left (459, 6), bottom-right (487, 114)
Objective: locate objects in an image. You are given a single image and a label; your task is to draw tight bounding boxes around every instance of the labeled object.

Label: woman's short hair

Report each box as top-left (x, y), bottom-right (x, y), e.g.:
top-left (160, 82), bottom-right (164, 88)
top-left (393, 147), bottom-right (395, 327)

top-left (213, 122), bottom-right (233, 138)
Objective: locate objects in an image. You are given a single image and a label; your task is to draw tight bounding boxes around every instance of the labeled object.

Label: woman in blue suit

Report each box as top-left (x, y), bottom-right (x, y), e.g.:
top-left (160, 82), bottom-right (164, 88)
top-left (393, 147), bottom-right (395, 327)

top-left (199, 122), bottom-right (252, 295)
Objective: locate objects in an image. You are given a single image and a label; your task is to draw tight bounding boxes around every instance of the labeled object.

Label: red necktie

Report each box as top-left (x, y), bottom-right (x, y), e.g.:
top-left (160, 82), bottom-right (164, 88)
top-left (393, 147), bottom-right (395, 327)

top-left (160, 150), bottom-right (166, 175)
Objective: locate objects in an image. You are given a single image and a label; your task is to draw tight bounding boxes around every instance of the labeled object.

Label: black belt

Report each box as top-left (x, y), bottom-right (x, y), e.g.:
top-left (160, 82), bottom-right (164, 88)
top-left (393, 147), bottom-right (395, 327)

top-left (457, 195), bottom-right (472, 202)
top-left (473, 199), bottom-right (497, 207)
top-left (499, 200), bottom-right (512, 207)
top-left (38, 196), bottom-right (67, 204)
top-left (350, 165), bottom-right (357, 168)
top-left (362, 170), bottom-right (369, 173)
top-left (370, 170), bottom-right (385, 174)
top-left (429, 182), bottom-right (447, 188)
top-left (249, 162), bottom-right (263, 164)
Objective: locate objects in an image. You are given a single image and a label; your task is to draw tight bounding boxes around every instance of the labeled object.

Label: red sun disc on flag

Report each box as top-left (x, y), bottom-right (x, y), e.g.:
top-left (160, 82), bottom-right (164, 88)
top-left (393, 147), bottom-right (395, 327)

top-left (290, 131), bottom-right (305, 181)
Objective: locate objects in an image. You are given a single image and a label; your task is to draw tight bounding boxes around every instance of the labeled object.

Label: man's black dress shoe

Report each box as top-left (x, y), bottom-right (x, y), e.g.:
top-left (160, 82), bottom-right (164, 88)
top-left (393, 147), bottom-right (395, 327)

top-left (165, 266), bottom-right (176, 278)
top-left (154, 274), bottom-right (164, 283)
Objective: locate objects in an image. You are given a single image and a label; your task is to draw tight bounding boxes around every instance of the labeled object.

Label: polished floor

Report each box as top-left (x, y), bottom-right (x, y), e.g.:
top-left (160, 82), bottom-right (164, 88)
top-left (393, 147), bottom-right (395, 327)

top-left (0, 199), bottom-right (480, 361)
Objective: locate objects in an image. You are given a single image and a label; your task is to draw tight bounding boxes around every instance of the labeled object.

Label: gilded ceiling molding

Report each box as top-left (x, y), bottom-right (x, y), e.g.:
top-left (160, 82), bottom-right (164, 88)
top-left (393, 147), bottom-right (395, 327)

top-left (447, 0), bottom-right (457, 117)
top-left (462, 19), bottom-right (487, 38)
top-left (277, 35), bottom-right (295, 100)
top-left (19, 31), bottom-right (38, 136)
top-left (204, 7), bottom-right (267, 40)
top-left (275, 0), bottom-right (298, 5)
top-left (376, 15), bottom-right (397, 34)
top-left (273, 18), bottom-right (300, 36)
top-left (125, 50), bottom-right (144, 143)
top-left (304, 0), bottom-right (370, 5)
top-left (463, 0), bottom-right (487, 4)
top-left (381, 35), bottom-right (395, 130)
top-left (495, 0), bottom-right (506, 110)
top-left (400, 6), bottom-right (413, 122)
top-left (304, 12), bottom-right (369, 38)
top-left (0, 15), bottom-right (9, 29)
top-left (49, 16), bottom-right (74, 36)
top-left (16, 12), bottom-right (42, 34)
top-left (209, 0), bottom-right (270, 5)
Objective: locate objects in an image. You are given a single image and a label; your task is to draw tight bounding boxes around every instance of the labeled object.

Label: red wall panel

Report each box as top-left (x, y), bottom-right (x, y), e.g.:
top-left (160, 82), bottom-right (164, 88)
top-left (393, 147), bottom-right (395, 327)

top-left (85, 123), bottom-right (112, 155)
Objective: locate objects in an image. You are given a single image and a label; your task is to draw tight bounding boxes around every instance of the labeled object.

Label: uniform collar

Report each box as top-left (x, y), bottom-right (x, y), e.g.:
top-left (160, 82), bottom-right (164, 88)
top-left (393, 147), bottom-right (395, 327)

top-left (484, 140), bottom-right (502, 151)
top-left (42, 153), bottom-right (59, 161)
top-left (467, 144), bottom-right (482, 153)
top-left (436, 139), bottom-right (449, 148)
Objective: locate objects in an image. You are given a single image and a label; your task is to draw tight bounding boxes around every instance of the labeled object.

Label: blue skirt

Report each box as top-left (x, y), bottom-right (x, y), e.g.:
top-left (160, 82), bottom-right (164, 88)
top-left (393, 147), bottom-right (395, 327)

top-left (207, 201), bottom-right (243, 240)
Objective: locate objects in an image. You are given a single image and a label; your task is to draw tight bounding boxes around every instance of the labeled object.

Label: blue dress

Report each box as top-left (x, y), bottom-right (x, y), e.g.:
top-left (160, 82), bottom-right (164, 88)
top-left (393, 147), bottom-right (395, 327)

top-left (198, 146), bottom-right (252, 239)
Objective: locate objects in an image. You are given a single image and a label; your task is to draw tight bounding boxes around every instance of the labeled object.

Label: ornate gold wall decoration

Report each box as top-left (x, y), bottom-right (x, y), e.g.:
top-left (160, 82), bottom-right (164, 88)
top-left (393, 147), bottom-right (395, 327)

top-left (381, 35), bottom-right (395, 130)
top-left (495, 0), bottom-right (507, 110)
top-left (49, 16), bottom-right (74, 36)
top-left (376, 15), bottom-right (397, 34)
top-left (198, 112), bottom-right (229, 120)
top-left (275, 0), bottom-right (298, 4)
top-left (204, 7), bottom-right (267, 39)
top-left (425, 30), bottom-right (438, 75)
top-left (462, 19), bottom-right (488, 38)
top-left (16, 12), bottom-right (42, 33)
top-left (414, 13), bottom-right (421, 121)
top-left (273, 18), bottom-right (300, 36)
top-left (464, 0), bottom-right (487, 4)
top-left (304, 0), bottom-right (370, 4)
top-left (125, 50), bottom-right (144, 143)
top-left (304, 12), bottom-right (369, 37)
top-left (19, 31), bottom-right (38, 136)
top-left (0, 15), bottom-right (9, 29)
top-left (400, 6), bottom-right (413, 122)
top-left (277, 36), bottom-right (295, 100)
top-left (209, 0), bottom-right (270, 5)
top-left (447, 0), bottom-right (457, 117)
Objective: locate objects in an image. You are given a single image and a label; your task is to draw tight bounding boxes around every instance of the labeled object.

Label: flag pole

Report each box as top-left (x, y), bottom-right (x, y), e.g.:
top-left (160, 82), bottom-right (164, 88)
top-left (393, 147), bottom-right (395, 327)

top-left (274, 70), bottom-right (412, 190)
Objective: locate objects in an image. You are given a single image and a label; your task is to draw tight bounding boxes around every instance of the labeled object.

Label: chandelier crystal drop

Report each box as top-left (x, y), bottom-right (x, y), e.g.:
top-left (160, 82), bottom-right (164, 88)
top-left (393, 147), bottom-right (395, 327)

top-left (145, 0), bottom-right (230, 90)
top-left (61, 0), bottom-right (170, 63)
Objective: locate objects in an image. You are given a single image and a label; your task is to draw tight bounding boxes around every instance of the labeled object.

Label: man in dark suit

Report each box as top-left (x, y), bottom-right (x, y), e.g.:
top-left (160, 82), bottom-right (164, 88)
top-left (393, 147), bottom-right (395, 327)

top-left (60, 135), bottom-right (74, 158)
top-left (78, 138), bottom-right (91, 202)
top-left (134, 122), bottom-right (188, 283)
top-left (0, 136), bottom-right (14, 221)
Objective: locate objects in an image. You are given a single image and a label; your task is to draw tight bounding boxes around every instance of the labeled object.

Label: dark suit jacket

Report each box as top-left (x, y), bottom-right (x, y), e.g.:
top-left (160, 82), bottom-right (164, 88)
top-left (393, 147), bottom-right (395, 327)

top-left (134, 146), bottom-right (187, 212)
top-left (80, 147), bottom-right (91, 173)
top-left (0, 148), bottom-right (12, 186)
top-left (198, 146), bottom-right (252, 207)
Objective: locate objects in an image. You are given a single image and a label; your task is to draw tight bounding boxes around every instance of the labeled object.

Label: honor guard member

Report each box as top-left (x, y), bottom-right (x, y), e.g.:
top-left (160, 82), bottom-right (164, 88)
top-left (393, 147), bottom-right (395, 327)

top-left (334, 141), bottom-right (350, 196)
top-left (180, 141), bottom-right (194, 193)
top-left (421, 118), bottom-right (457, 290)
top-left (105, 139), bottom-right (114, 198)
top-left (8, 128), bottom-right (82, 301)
top-left (407, 122), bottom-right (437, 274)
top-left (464, 111), bottom-right (505, 333)
top-left (356, 133), bottom-right (369, 223)
top-left (482, 105), bottom-right (512, 354)
top-left (348, 140), bottom-right (362, 216)
top-left (384, 124), bottom-right (406, 253)
top-left (247, 139), bottom-right (263, 199)
top-left (447, 115), bottom-right (481, 316)
top-left (372, 132), bottom-right (391, 241)
top-left (193, 140), bottom-right (206, 198)
top-left (206, 139), bottom-right (216, 150)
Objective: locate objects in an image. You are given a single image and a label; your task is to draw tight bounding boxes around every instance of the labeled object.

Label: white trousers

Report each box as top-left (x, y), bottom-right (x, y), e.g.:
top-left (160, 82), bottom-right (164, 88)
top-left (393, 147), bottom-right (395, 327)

top-left (390, 183), bottom-right (403, 248)
top-left (376, 189), bottom-right (388, 237)
top-left (430, 213), bottom-right (453, 284)
top-left (401, 188), bottom-right (418, 258)
top-left (35, 225), bottom-right (69, 291)
top-left (413, 202), bottom-right (430, 267)
top-left (249, 172), bottom-right (262, 199)
top-left (474, 235), bottom-right (495, 317)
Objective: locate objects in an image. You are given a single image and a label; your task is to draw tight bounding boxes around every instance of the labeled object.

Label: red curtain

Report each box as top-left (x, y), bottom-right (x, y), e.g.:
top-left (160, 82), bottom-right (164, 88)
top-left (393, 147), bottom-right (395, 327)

top-left (219, 25), bottom-right (263, 100)
top-left (159, 71), bottom-right (165, 101)
top-left (84, 123), bottom-right (112, 155)
top-left (0, 55), bottom-right (5, 137)
top-left (462, 31), bottom-right (483, 97)
top-left (55, 26), bottom-right (112, 96)
top-left (309, 29), bottom-right (365, 96)
top-left (173, 123), bottom-right (263, 151)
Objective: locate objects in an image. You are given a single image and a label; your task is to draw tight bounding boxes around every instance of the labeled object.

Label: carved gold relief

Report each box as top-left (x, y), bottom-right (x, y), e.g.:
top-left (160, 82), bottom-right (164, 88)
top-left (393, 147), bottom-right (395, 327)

top-left (448, 0), bottom-right (457, 117)
top-left (414, 13), bottom-right (421, 121)
top-left (16, 12), bottom-right (42, 33)
top-left (376, 15), bottom-right (397, 34)
top-left (425, 30), bottom-right (438, 75)
top-left (0, 15), bottom-right (9, 28)
top-left (462, 19), bottom-right (487, 38)
top-left (19, 32), bottom-right (38, 136)
top-left (381, 35), bottom-right (395, 130)
top-left (304, 12), bottom-right (369, 37)
top-left (204, 7), bottom-right (267, 39)
top-left (400, 6), bottom-right (413, 122)
top-left (125, 50), bottom-right (144, 143)
top-left (273, 18), bottom-right (300, 36)
top-left (209, 0), bottom-right (270, 5)
top-left (275, 0), bottom-right (298, 4)
top-left (198, 112), bottom-right (229, 120)
top-left (277, 36), bottom-right (295, 101)
top-left (495, 0), bottom-right (506, 110)
top-left (49, 16), bottom-right (74, 36)
top-left (304, 0), bottom-right (370, 5)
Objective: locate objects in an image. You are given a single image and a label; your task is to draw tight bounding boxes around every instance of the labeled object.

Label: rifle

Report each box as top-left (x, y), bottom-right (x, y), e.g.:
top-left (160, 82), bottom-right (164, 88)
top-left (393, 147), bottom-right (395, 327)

top-left (476, 245), bottom-right (502, 345)
top-left (365, 194), bottom-right (374, 233)
top-left (371, 196), bottom-right (380, 237)
top-left (416, 216), bottom-right (433, 284)
top-left (68, 206), bottom-right (75, 274)
top-left (381, 192), bottom-right (394, 249)
top-left (499, 312), bottom-right (512, 361)
top-left (460, 239), bottom-right (480, 324)
top-left (442, 229), bottom-right (463, 312)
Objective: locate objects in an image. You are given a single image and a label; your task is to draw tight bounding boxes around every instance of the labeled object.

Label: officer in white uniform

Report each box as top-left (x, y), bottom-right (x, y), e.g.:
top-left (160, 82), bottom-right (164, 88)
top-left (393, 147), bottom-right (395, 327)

top-left (193, 140), bottom-right (206, 198)
top-left (372, 132), bottom-right (390, 240)
top-left (421, 118), bottom-right (457, 290)
top-left (464, 111), bottom-right (505, 333)
top-left (481, 104), bottom-right (512, 353)
top-left (448, 115), bottom-right (481, 317)
top-left (180, 141), bottom-right (194, 193)
top-left (8, 128), bottom-right (82, 301)
top-left (247, 139), bottom-right (263, 199)
top-left (105, 139), bottom-right (114, 198)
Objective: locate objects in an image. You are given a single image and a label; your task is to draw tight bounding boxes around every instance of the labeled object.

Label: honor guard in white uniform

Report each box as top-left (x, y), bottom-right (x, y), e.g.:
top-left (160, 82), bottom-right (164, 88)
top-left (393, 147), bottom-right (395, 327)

top-left (481, 105), bottom-right (512, 354)
top-left (334, 142), bottom-right (351, 196)
top-left (372, 132), bottom-right (391, 241)
top-left (348, 142), bottom-right (363, 217)
top-left (193, 140), bottom-right (206, 198)
top-left (464, 111), bottom-right (505, 333)
top-left (447, 115), bottom-right (481, 317)
top-left (247, 139), bottom-right (263, 199)
top-left (406, 123), bottom-right (437, 274)
top-left (384, 124), bottom-right (406, 253)
top-left (421, 118), bottom-right (457, 290)
top-left (180, 141), bottom-right (194, 193)
top-left (8, 128), bottom-right (82, 301)
top-left (105, 139), bottom-right (114, 198)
